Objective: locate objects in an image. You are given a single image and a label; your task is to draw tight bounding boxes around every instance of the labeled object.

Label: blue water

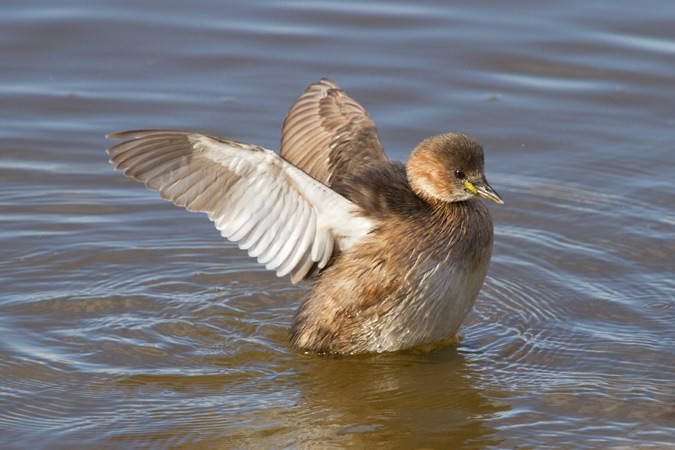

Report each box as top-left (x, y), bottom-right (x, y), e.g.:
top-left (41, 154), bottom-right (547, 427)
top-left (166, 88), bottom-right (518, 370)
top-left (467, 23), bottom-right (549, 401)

top-left (1, 0), bottom-right (673, 448)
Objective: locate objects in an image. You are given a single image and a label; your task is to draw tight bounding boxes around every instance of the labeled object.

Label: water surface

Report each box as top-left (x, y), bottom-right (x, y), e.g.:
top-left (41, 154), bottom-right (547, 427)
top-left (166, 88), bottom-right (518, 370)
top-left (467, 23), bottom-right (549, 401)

top-left (1, 0), bottom-right (674, 448)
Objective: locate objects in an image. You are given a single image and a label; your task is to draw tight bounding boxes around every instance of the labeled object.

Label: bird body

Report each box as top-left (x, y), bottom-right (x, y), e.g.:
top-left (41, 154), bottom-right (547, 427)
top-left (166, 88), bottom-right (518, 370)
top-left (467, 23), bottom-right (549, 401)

top-left (107, 78), bottom-right (502, 354)
top-left (292, 160), bottom-right (494, 353)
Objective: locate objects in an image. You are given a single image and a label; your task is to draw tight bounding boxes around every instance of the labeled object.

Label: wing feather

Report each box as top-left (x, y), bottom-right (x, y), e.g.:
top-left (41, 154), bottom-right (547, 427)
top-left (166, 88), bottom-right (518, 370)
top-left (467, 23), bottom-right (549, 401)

top-left (269, 201), bottom-right (307, 271)
top-left (259, 194), bottom-right (301, 267)
top-left (107, 130), bottom-right (373, 282)
top-left (280, 78), bottom-right (387, 186)
top-left (245, 197), bottom-right (285, 257)
top-left (278, 207), bottom-right (316, 278)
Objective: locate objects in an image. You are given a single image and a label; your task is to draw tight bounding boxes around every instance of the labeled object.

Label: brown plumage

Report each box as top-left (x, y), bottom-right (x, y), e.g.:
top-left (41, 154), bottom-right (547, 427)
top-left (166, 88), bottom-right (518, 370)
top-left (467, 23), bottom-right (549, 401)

top-left (106, 78), bottom-right (503, 354)
top-left (281, 78), bottom-right (387, 186)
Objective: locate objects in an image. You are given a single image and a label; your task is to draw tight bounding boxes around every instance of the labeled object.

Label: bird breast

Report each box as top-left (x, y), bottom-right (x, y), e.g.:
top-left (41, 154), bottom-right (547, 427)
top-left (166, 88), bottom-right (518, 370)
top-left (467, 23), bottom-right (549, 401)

top-left (362, 211), bottom-right (493, 352)
top-left (292, 199), bottom-right (494, 354)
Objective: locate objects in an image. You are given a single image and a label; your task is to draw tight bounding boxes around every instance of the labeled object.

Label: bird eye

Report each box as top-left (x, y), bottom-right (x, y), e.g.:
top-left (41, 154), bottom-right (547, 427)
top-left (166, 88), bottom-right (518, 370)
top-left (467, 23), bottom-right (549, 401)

top-left (454, 169), bottom-right (465, 179)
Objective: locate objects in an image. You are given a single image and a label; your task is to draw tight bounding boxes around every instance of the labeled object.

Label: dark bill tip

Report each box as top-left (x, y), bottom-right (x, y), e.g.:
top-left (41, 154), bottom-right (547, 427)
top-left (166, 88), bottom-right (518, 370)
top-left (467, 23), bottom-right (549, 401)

top-left (474, 181), bottom-right (504, 204)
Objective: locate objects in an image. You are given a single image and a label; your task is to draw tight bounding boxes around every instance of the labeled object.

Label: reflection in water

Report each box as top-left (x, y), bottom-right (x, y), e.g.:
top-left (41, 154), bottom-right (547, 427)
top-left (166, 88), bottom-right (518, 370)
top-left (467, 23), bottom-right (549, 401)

top-left (293, 348), bottom-right (505, 448)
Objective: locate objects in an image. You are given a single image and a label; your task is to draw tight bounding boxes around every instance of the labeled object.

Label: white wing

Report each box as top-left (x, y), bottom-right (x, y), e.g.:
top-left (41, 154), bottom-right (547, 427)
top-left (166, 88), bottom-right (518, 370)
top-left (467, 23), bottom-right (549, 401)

top-left (106, 130), bottom-right (373, 283)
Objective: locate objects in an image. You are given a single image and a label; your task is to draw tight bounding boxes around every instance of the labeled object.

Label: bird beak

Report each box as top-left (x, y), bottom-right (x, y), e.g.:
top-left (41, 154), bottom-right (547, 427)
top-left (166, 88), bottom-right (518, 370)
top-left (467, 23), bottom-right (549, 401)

top-left (465, 180), bottom-right (504, 204)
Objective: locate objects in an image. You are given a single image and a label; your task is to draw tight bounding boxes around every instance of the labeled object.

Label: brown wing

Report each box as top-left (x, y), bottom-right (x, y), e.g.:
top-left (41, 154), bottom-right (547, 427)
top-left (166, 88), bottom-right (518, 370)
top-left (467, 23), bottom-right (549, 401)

top-left (280, 78), bottom-right (387, 186)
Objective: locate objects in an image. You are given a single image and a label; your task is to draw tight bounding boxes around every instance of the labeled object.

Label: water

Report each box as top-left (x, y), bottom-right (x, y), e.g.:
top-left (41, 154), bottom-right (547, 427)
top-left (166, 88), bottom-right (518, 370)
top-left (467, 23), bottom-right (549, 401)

top-left (1, 0), bottom-right (674, 448)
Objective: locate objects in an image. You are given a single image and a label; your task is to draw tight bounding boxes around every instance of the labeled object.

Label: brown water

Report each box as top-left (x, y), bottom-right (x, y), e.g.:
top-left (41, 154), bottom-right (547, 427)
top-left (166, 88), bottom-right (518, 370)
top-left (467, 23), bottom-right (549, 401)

top-left (1, 0), bottom-right (674, 448)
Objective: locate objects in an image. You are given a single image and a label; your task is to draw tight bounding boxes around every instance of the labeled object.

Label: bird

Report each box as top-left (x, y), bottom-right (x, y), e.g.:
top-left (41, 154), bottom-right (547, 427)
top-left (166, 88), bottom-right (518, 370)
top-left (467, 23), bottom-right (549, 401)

top-left (106, 78), bottom-right (503, 354)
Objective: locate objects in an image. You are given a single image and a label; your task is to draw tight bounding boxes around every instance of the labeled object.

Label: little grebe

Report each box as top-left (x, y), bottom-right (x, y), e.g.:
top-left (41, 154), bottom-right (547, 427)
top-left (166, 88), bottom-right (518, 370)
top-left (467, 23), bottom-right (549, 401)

top-left (107, 78), bottom-right (503, 354)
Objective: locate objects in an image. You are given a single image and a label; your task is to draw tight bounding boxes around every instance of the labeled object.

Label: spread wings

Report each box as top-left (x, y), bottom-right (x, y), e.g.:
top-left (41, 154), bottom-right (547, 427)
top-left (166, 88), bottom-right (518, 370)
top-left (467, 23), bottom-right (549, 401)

top-left (106, 130), bottom-right (374, 283)
top-left (280, 78), bottom-right (387, 186)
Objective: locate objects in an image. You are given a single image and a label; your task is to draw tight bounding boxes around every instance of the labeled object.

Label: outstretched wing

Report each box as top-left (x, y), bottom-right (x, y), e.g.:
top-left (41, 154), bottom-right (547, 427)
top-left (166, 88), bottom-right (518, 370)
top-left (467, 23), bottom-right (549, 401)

top-left (106, 130), bottom-right (373, 283)
top-left (280, 78), bottom-right (387, 186)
